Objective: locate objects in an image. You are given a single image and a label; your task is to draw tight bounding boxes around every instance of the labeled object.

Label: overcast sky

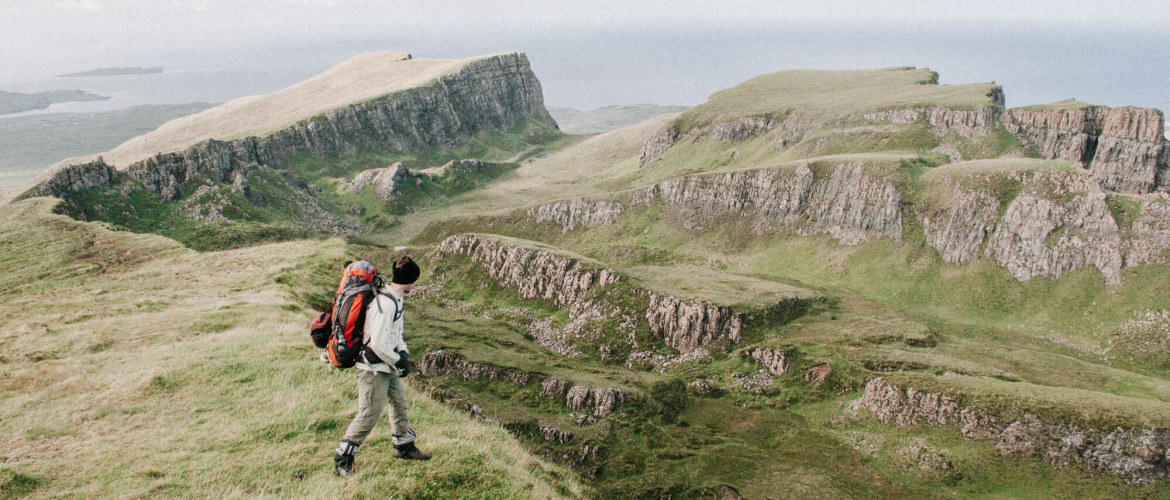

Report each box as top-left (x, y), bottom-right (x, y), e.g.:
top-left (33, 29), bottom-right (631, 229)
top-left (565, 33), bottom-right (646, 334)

top-left (3, 0), bottom-right (1166, 73)
top-left (1, 1), bottom-right (1167, 111)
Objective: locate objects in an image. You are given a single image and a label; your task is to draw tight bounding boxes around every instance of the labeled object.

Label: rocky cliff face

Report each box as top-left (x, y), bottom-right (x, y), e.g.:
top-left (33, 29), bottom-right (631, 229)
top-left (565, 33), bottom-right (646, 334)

top-left (920, 185), bottom-right (1000, 264)
top-left (351, 162), bottom-right (409, 200)
top-left (539, 379), bottom-right (628, 418)
top-left (985, 192), bottom-right (1124, 284)
top-left (436, 234), bottom-right (768, 357)
top-left (862, 99), bottom-right (1004, 138)
top-left (917, 168), bottom-right (1170, 285)
top-left (436, 234), bottom-right (620, 310)
top-left (632, 162), bottom-right (902, 245)
top-left (748, 348), bottom-right (791, 376)
top-left (527, 198), bottom-right (624, 233)
top-left (418, 350), bottom-right (533, 386)
top-left (646, 293), bottom-right (742, 353)
top-left (638, 125), bottom-right (678, 168)
top-left (1002, 106), bottom-right (1170, 194)
top-left (860, 378), bottom-right (1170, 485)
top-left (37, 53), bottom-right (554, 202)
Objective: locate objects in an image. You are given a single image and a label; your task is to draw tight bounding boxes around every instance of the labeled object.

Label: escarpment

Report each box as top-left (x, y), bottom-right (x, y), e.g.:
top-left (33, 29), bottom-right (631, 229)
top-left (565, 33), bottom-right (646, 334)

top-left (1003, 105), bottom-right (1169, 194)
top-left (435, 234), bottom-right (619, 309)
top-left (861, 378), bottom-right (1170, 485)
top-left (418, 350), bottom-right (533, 386)
top-left (632, 162), bottom-right (902, 245)
top-left (646, 293), bottom-right (742, 353)
top-left (527, 198), bottom-right (624, 233)
top-left (35, 53), bottom-right (554, 201)
top-left (985, 192), bottom-right (1124, 284)
top-left (436, 234), bottom-right (771, 357)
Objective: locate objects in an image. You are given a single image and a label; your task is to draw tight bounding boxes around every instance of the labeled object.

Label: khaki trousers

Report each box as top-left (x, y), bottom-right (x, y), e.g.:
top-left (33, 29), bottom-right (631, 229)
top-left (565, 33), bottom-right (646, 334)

top-left (343, 368), bottom-right (410, 445)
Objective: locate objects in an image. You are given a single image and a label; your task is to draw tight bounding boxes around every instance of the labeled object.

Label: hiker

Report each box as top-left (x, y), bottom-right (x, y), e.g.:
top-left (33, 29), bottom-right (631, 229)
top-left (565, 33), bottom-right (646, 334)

top-left (334, 256), bottom-right (430, 478)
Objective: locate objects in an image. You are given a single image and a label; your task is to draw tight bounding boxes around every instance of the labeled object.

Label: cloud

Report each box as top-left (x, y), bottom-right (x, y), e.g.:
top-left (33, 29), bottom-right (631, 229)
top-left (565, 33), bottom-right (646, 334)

top-left (60, 0), bottom-right (102, 11)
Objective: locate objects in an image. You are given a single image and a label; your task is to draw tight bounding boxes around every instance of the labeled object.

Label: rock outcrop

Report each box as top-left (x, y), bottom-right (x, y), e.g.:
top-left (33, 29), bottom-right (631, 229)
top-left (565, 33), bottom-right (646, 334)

top-left (863, 97), bottom-right (1004, 138)
top-left (527, 198), bottom-right (624, 233)
top-left (418, 350), bottom-right (532, 386)
top-left (706, 116), bottom-right (779, 142)
top-left (538, 379), bottom-right (628, 418)
top-left (351, 162), bottom-right (410, 200)
top-left (633, 162), bottom-right (902, 245)
top-left (646, 293), bottom-right (742, 353)
top-left (37, 53), bottom-right (554, 202)
top-left (638, 125), bottom-right (678, 168)
top-left (565, 386), bottom-right (628, 418)
top-left (436, 234), bottom-right (764, 357)
top-left (985, 192), bottom-right (1123, 285)
top-left (1128, 201), bottom-right (1170, 267)
top-left (436, 234), bottom-right (620, 309)
top-left (1002, 105), bottom-right (1170, 194)
top-left (748, 348), bottom-right (791, 376)
top-left (860, 377), bottom-right (1170, 485)
top-left (920, 185), bottom-right (1000, 264)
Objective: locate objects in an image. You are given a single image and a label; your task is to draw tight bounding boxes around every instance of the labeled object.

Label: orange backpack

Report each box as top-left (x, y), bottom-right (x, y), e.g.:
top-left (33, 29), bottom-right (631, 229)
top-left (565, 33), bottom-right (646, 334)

top-left (323, 261), bottom-right (379, 369)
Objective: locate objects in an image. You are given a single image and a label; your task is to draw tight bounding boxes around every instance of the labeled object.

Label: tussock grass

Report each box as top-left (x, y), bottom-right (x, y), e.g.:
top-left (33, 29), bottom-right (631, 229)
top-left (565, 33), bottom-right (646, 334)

top-left (0, 198), bottom-right (583, 498)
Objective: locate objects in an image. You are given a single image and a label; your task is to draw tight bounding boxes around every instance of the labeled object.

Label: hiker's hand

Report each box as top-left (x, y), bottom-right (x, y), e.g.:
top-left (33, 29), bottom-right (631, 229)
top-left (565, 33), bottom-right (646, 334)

top-left (395, 349), bottom-right (410, 377)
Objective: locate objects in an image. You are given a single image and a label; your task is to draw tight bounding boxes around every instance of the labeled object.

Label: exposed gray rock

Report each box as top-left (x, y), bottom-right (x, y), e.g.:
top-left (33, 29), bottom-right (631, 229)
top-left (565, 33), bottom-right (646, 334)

top-left (527, 198), bottom-right (624, 232)
top-left (800, 162), bottom-right (903, 245)
top-left (38, 53), bottom-right (554, 202)
top-left (706, 116), bottom-right (778, 142)
top-left (417, 350), bottom-right (531, 386)
top-left (920, 185), bottom-right (1000, 263)
top-left (35, 157), bottom-right (121, 198)
top-left (540, 379), bottom-right (573, 400)
top-left (566, 386), bottom-right (628, 418)
top-left (862, 95), bottom-right (1004, 138)
top-left (860, 377), bottom-right (1170, 485)
top-left (1002, 105), bottom-right (1170, 194)
top-left (646, 293), bottom-right (742, 353)
top-left (985, 192), bottom-right (1123, 284)
top-left (748, 348), bottom-right (790, 376)
top-left (638, 125), bottom-right (678, 168)
top-left (1128, 201), bottom-right (1170, 267)
top-left (435, 234), bottom-right (620, 309)
top-left (539, 423), bottom-right (573, 444)
top-left (632, 162), bottom-right (901, 245)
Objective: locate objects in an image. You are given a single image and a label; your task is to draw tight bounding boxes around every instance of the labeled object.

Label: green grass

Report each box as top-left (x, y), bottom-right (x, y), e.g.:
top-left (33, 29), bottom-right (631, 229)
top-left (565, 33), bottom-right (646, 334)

top-left (676, 67), bottom-right (1000, 132)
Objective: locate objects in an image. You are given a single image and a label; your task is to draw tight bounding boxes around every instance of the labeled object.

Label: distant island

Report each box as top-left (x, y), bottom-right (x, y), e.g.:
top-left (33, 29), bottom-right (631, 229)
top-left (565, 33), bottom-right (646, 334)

top-left (56, 67), bottom-right (163, 78)
top-left (0, 89), bottom-right (109, 115)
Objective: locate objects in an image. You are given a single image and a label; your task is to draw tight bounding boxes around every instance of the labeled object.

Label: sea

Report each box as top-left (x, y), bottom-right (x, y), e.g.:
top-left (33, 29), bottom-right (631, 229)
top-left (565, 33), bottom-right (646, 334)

top-left (0, 21), bottom-right (1166, 186)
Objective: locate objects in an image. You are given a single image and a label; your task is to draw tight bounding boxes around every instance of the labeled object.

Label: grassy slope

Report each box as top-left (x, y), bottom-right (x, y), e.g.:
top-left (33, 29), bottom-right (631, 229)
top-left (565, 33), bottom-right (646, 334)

top-left (678, 67), bottom-right (998, 129)
top-left (547, 105), bottom-right (691, 135)
top-left (0, 198), bottom-right (584, 499)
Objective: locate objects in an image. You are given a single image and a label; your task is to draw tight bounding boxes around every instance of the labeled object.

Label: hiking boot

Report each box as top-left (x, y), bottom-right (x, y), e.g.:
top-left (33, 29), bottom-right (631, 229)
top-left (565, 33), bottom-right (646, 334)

top-left (393, 441), bottom-right (432, 460)
top-left (333, 452), bottom-right (355, 477)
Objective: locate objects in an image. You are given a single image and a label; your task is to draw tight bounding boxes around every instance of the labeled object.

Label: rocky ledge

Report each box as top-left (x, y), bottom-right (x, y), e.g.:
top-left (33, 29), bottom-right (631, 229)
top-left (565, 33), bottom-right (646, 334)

top-left (632, 162), bottom-right (903, 245)
top-left (860, 377), bottom-right (1170, 485)
top-left (1002, 105), bottom-right (1170, 194)
top-left (435, 234), bottom-right (756, 357)
top-left (35, 53), bottom-right (555, 202)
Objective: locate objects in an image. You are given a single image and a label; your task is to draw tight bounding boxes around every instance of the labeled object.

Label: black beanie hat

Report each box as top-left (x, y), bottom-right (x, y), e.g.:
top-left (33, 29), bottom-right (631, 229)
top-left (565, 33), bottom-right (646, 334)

top-left (391, 255), bottom-right (421, 284)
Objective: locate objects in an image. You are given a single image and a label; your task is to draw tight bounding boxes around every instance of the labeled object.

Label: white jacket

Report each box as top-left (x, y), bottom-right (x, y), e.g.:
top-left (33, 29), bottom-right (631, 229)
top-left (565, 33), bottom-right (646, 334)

top-left (354, 285), bottom-right (408, 373)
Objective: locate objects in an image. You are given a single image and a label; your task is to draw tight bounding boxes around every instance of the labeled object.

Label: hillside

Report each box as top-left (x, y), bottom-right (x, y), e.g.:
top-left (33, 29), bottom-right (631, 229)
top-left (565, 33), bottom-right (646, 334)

top-left (0, 198), bottom-right (583, 498)
top-left (9, 59), bottom-right (1170, 499)
top-left (547, 105), bottom-right (690, 135)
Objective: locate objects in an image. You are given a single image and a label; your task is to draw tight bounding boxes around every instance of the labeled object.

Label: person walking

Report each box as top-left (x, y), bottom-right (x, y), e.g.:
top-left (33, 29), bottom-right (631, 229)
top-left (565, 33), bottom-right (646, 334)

top-left (334, 256), bottom-right (431, 478)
